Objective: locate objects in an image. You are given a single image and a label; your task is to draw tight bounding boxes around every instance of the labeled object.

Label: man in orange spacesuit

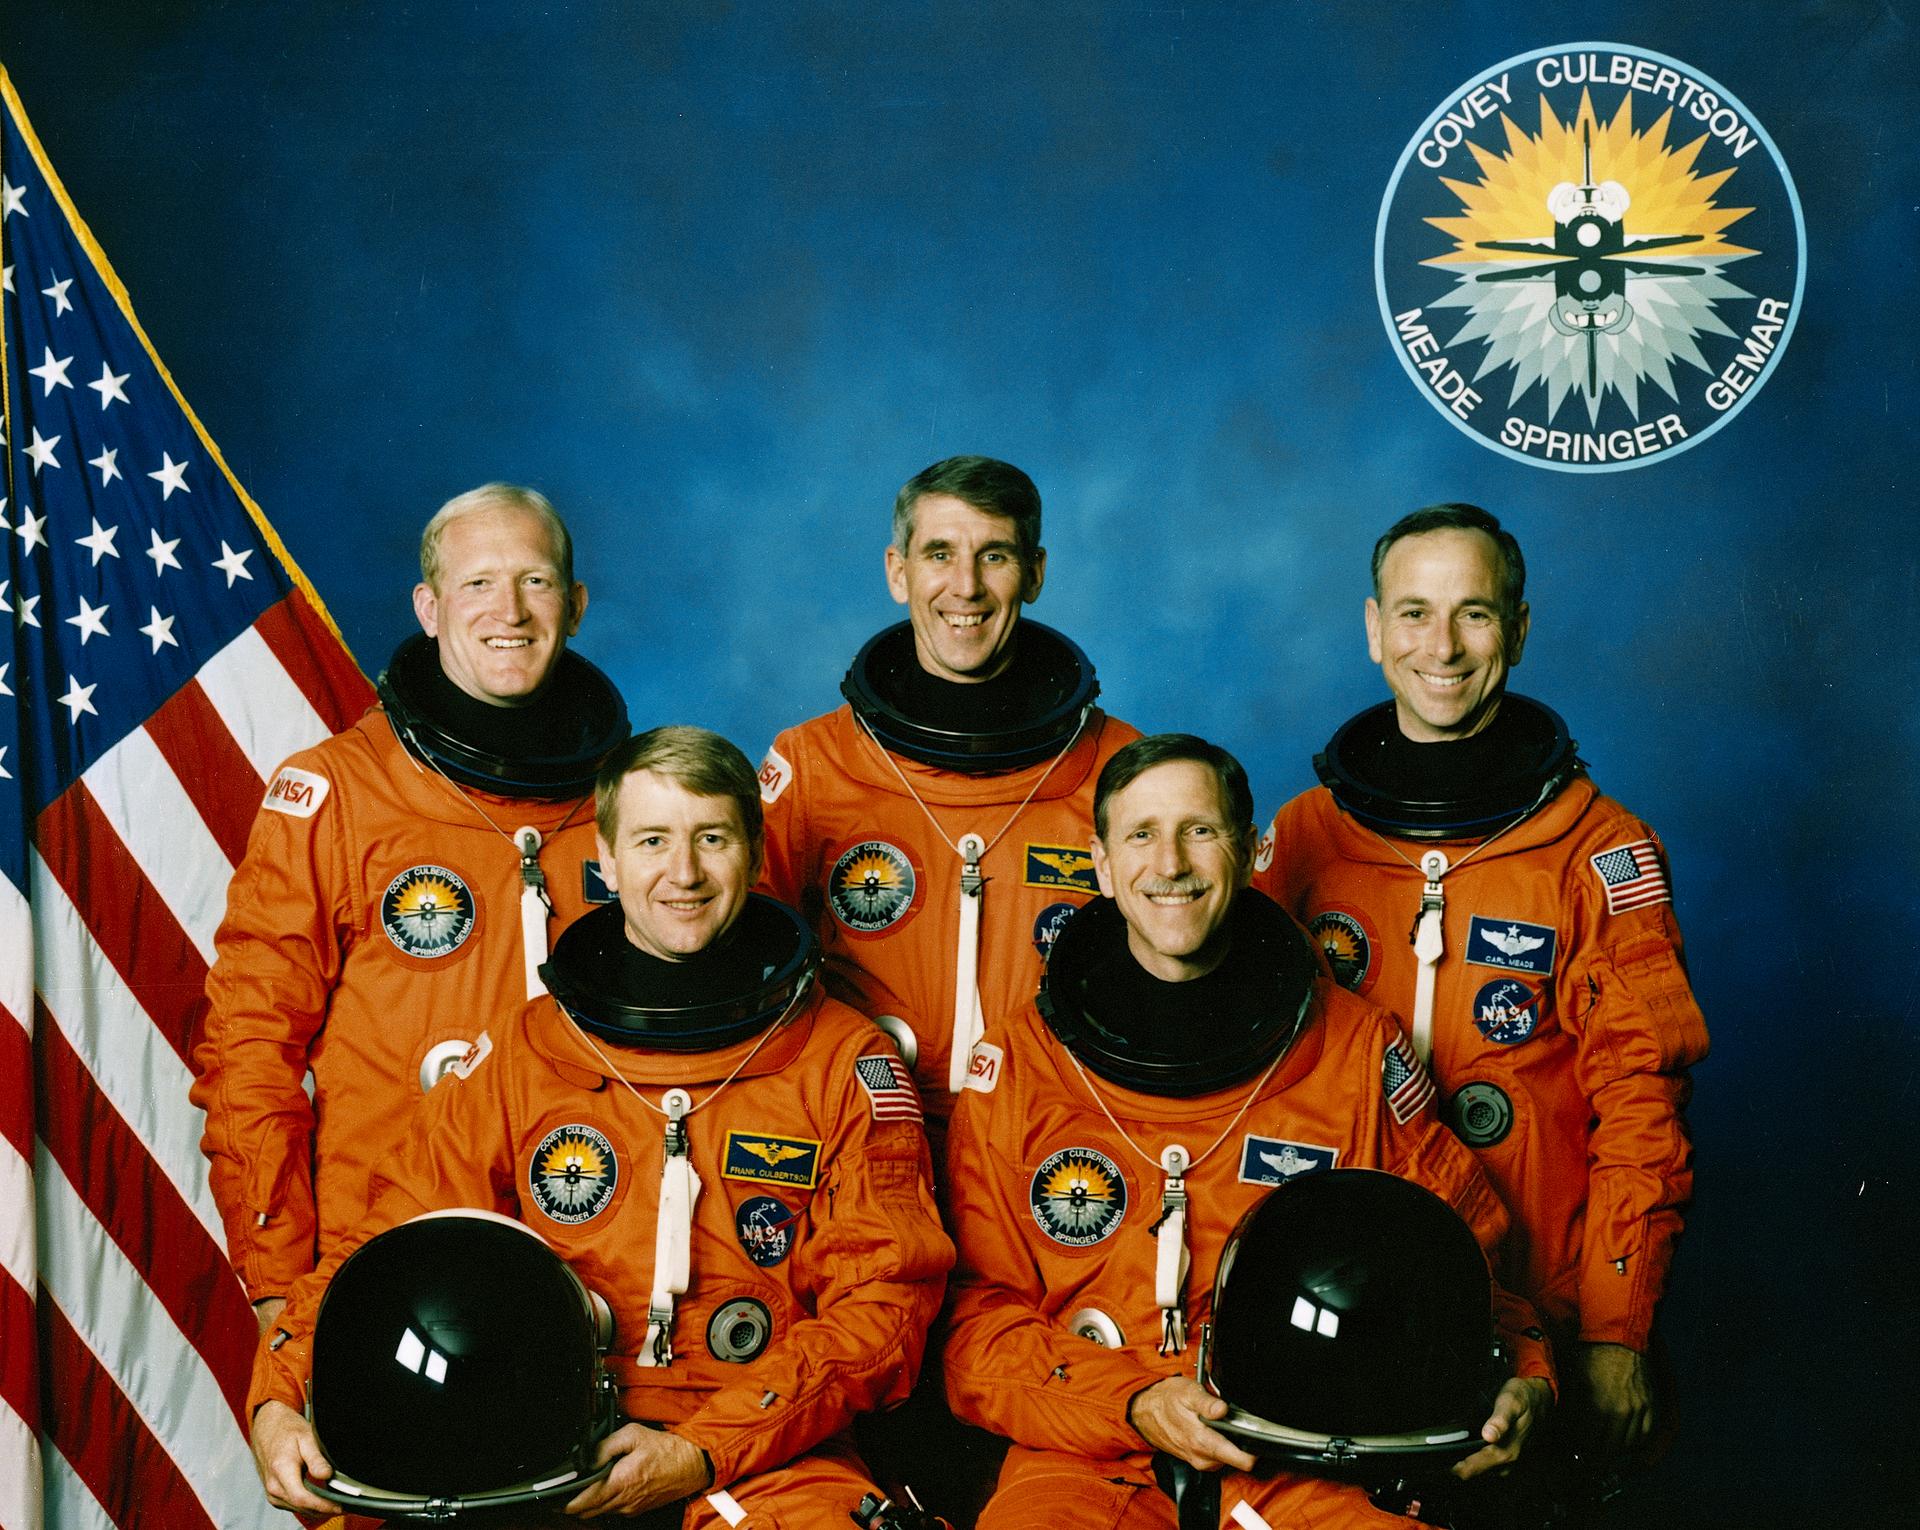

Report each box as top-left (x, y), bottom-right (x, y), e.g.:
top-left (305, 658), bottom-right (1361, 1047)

top-left (756, 456), bottom-right (1136, 1153)
top-left (1252, 504), bottom-right (1708, 1468)
top-left (247, 726), bottom-right (952, 1526)
top-left (944, 733), bottom-right (1554, 1530)
top-left (193, 484), bottom-right (627, 1335)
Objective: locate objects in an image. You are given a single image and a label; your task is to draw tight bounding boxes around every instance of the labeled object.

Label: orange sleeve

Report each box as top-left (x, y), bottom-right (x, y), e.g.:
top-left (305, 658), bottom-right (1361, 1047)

top-left (753, 725), bottom-right (813, 909)
top-left (192, 746), bottom-right (354, 1303)
top-left (1566, 829), bottom-right (1709, 1350)
top-left (245, 1024), bottom-right (518, 1419)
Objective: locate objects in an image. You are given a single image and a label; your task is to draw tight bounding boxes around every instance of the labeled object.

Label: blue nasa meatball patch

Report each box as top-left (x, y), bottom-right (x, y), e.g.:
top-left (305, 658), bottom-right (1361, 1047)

top-left (1471, 977), bottom-right (1546, 1046)
top-left (735, 1195), bottom-right (799, 1266)
top-left (1032, 901), bottom-right (1078, 959)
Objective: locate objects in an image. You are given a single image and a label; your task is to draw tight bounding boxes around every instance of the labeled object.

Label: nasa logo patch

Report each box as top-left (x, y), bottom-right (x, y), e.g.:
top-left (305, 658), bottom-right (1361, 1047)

top-left (1252, 821), bottom-right (1276, 874)
top-left (1309, 909), bottom-right (1377, 993)
top-left (1472, 977), bottom-right (1547, 1045)
top-left (1377, 43), bottom-right (1803, 473)
top-left (1468, 916), bottom-right (1557, 975)
top-left (1237, 1135), bottom-right (1338, 1186)
top-left (723, 1131), bottom-right (822, 1189)
top-left (735, 1195), bottom-right (799, 1267)
top-left (757, 745), bottom-right (793, 806)
top-left (1032, 901), bottom-right (1077, 959)
top-left (1449, 1081), bottom-right (1515, 1148)
top-left (827, 840), bottom-right (919, 935)
top-left (261, 765), bottom-right (329, 818)
top-left (381, 864), bottom-right (476, 959)
top-left (1024, 844), bottom-right (1098, 893)
top-left (1029, 1147), bottom-right (1127, 1248)
top-left (528, 1124), bottom-right (618, 1224)
top-left (963, 1040), bottom-right (1003, 1095)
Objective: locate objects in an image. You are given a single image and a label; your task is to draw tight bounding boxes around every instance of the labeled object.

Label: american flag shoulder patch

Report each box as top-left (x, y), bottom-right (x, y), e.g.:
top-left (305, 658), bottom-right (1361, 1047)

top-left (853, 1052), bottom-right (924, 1123)
top-left (1588, 838), bottom-right (1671, 915)
top-left (1382, 1033), bottom-right (1436, 1125)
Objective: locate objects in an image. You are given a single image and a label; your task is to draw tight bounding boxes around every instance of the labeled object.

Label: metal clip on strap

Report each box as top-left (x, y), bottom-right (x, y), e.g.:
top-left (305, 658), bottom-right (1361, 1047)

top-left (516, 825), bottom-right (553, 1000)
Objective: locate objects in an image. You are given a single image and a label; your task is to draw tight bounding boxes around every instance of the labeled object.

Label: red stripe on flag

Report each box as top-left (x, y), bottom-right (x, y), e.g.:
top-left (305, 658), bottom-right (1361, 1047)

top-left (0, 1269), bottom-right (40, 1438)
top-left (35, 782), bottom-right (210, 1066)
top-left (144, 680), bottom-right (264, 868)
top-left (0, 1006), bottom-right (32, 1168)
top-left (34, 1009), bottom-right (256, 1424)
top-left (256, 589), bottom-right (377, 733)
top-left (39, 1298), bottom-right (220, 1530)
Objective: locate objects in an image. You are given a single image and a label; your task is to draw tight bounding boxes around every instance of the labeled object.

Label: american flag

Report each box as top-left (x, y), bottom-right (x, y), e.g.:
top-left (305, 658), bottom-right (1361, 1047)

top-left (853, 1053), bottom-right (924, 1123)
top-left (0, 70), bottom-right (372, 1529)
top-left (1588, 838), bottom-right (1671, 915)
top-left (1381, 1033), bottom-right (1436, 1126)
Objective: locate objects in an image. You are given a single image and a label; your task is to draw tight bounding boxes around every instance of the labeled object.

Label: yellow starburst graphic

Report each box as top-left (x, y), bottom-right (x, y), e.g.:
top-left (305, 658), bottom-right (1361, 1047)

top-left (539, 1134), bottom-right (608, 1181)
top-left (1423, 90), bottom-right (1753, 264)
top-left (838, 851), bottom-right (903, 893)
top-left (393, 875), bottom-right (462, 919)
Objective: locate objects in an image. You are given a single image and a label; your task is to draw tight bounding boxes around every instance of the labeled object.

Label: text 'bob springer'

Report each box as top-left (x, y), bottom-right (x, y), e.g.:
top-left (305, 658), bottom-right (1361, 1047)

top-left (1375, 43), bottom-right (1804, 473)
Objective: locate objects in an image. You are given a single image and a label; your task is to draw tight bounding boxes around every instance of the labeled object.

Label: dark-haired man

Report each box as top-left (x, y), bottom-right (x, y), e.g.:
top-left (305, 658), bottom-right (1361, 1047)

top-left (1253, 504), bottom-right (1709, 1466)
top-left (248, 726), bottom-right (951, 1525)
top-left (194, 483), bottom-right (628, 1336)
top-left (944, 733), bottom-right (1553, 1529)
top-left (757, 456), bottom-right (1137, 1155)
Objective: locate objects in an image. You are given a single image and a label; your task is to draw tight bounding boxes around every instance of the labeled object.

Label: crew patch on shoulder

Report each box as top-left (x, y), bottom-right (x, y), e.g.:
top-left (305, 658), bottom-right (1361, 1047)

top-left (854, 1053), bottom-right (924, 1123)
top-left (382, 864), bottom-right (476, 958)
top-left (757, 745), bottom-right (794, 806)
top-left (723, 1131), bottom-right (822, 1189)
top-left (1024, 844), bottom-right (1098, 893)
top-left (1309, 908), bottom-right (1378, 993)
top-left (735, 1195), bottom-right (800, 1266)
top-left (827, 840), bottom-right (919, 935)
top-left (963, 1040), bottom-right (1003, 1094)
top-left (261, 765), bottom-right (330, 818)
top-left (528, 1124), bottom-right (618, 1224)
top-left (1030, 1147), bottom-right (1127, 1248)
top-left (1467, 916), bottom-right (1557, 975)
top-left (1472, 977), bottom-right (1548, 1046)
top-left (1238, 1135), bottom-right (1337, 1186)
top-left (1382, 1034), bottom-right (1437, 1125)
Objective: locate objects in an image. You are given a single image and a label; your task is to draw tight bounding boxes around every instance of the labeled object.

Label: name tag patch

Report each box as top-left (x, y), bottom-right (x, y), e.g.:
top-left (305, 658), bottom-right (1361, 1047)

top-left (1023, 844), bottom-right (1098, 893)
top-left (1237, 1135), bottom-right (1338, 1186)
top-left (723, 1131), bottom-right (822, 1189)
top-left (1467, 916), bottom-right (1556, 975)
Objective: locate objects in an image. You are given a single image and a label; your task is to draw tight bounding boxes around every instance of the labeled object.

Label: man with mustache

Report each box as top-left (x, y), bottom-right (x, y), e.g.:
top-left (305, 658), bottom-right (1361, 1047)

top-left (943, 732), bottom-right (1554, 1528)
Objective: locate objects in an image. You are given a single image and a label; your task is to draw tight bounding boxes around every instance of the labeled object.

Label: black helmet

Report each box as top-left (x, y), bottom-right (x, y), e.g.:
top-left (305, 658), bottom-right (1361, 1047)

top-left (1315, 694), bottom-right (1578, 840)
top-left (841, 620), bottom-right (1098, 773)
top-left (379, 632), bottom-right (628, 800)
top-left (307, 1210), bottom-right (617, 1519)
top-left (1202, 1169), bottom-right (1509, 1478)
top-left (1037, 892), bottom-right (1318, 1097)
top-left (542, 894), bottom-right (820, 1052)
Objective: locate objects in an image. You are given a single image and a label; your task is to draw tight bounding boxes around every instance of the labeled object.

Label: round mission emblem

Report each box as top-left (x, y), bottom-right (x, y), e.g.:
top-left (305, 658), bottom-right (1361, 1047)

top-left (528, 1124), bottom-right (618, 1224)
top-left (827, 840), bottom-right (918, 934)
top-left (381, 864), bottom-right (475, 958)
top-left (1376, 43), bottom-right (1803, 472)
top-left (1309, 909), bottom-right (1376, 992)
top-left (1030, 1147), bottom-right (1128, 1248)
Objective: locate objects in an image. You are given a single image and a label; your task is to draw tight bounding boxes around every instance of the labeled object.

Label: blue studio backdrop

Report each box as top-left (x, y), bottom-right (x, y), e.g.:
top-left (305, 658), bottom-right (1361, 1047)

top-left (2, 4), bottom-right (1911, 1526)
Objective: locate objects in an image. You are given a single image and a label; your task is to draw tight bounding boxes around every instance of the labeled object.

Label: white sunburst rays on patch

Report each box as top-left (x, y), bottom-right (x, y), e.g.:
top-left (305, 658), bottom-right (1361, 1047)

top-left (1431, 256), bottom-right (1753, 423)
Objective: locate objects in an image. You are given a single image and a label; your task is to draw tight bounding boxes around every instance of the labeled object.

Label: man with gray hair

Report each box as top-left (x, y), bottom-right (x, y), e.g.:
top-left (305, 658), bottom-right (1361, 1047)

top-left (193, 482), bottom-right (628, 1335)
